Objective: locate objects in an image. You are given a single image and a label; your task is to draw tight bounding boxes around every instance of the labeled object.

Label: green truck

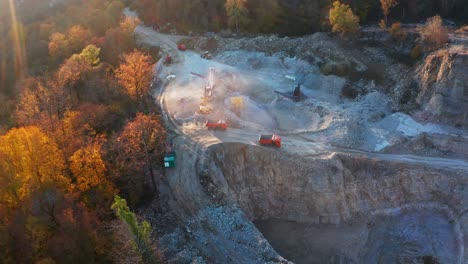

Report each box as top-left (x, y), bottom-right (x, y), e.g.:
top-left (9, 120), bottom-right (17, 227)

top-left (164, 152), bottom-right (176, 168)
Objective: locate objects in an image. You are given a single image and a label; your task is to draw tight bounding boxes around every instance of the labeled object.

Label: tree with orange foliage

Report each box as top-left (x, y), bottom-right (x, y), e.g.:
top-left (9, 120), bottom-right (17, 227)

top-left (418, 15), bottom-right (449, 51)
top-left (48, 32), bottom-right (68, 63)
top-left (16, 79), bottom-right (70, 139)
top-left (52, 45), bottom-right (102, 105)
top-left (16, 78), bottom-right (66, 124)
top-left (388, 22), bottom-right (407, 41)
top-left (47, 193), bottom-right (104, 263)
top-left (15, 79), bottom-right (42, 126)
top-left (110, 113), bottom-right (166, 205)
top-left (102, 17), bottom-right (139, 65)
top-left (67, 25), bottom-right (92, 53)
top-left (380, 0), bottom-right (398, 27)
top-left (115, 50), bottom-right (154, 105)
top-left (5, 187), bottom-right (108, 263)
top-left (57, 55), bottom-right (92, 87)
top-left (52, 110), bottom-right (93, 159)
top-left (48, 25), bottom-right (92, 66)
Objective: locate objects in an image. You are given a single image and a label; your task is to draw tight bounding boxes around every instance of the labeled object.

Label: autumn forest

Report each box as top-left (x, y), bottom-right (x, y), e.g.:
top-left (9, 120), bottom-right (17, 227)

top-left (1, 0), bottom-right (164, 262)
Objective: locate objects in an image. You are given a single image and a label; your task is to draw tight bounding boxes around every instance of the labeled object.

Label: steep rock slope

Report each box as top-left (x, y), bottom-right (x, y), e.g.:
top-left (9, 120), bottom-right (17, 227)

top-left (206, 143), bottom-right (466, 224)
top-left (202, 143), bottom-right (466, 263)
top-left (416, 46), bottom-right (468, 127)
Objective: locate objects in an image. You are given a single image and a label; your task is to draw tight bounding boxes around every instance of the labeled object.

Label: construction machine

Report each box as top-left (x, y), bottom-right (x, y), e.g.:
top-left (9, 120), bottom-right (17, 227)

top-left (258, 134), bottom-right (282, 148)
top-left (201, 51), bottom-right (212, 59)
top-left (164, 142), bottom-right (176, 168)
top-left (191, 68), bottom-right (216, 114)
top-left (292, 84), bottom-right (301, 102)
top-left (205, 120), bottom-right (227, 130)
top-left (274, 83), bottom-right (304, 102)
top-left (191, 68), bottom-right (216, 100)
top-left (230, 97), bottom-right (244, 116)
top-left (198, 97), bottom-right (213, 114)
top-left (164, 55), bottom-right (172, 65)
top-left (198, 104), bottom-right (213, 114)
top-left (164, 152), bottom-right (176, 168)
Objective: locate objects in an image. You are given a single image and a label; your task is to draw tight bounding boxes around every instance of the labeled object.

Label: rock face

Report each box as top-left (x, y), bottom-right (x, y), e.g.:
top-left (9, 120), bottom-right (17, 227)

top-left (416, 46), bottom-right (468, 127)
top-left (207, 143), bottom-right (466, 224)
top-left (157, 138), bottom-right (466, 263)
top-left (203, 143), bottom-right (466, 263)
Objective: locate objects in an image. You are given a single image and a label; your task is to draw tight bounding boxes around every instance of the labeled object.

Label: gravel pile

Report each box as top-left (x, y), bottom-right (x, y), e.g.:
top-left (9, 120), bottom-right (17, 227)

top-left (189, 32), bottom-right (418, 113)
top-left (159, 205), bottom-right (290, 264)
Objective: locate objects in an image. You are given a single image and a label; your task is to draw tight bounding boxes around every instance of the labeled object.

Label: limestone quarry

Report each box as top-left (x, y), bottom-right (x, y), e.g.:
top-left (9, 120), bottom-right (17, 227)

top-left (125, 9), bottom-right (468, 264)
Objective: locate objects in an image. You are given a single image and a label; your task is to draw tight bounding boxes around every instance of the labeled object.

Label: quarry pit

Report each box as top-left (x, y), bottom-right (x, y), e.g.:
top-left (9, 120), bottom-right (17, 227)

top-left (157, 141), bottom-right (466, 264)
top-left (154, 47), bottom-right (467, 263)
top-left (208, 143), bottom-right (465, 264)
top-left (125, 9), bottom-right (468, 264)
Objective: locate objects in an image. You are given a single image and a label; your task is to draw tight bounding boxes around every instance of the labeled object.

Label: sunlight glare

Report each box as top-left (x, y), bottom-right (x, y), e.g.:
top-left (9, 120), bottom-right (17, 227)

top-left (8, 0), bottom-right (26, 79)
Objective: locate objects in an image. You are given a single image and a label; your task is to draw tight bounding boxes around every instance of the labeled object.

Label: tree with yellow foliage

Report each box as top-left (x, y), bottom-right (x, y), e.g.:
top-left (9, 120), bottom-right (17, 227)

top-left (115, 50), bottom-right (154, 104)
top-left (70, 143), bottom-right (116, 213)
top-left (0, 127), bottom-right (69, 209)
top-left (70, 144), bottom-right (108, 193)
top-left (329, 1), bottom-right (360, 36)
top-left (79, 44), bottom-right (101, 66)
top-left (119, 17), bottom-right (141, 35)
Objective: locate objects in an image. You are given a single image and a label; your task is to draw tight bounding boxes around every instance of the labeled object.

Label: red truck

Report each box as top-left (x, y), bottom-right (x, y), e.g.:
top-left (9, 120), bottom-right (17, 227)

top-left (205, 120), bottom-right (227, 130)
top-left (164, 55), bottom-right (172, 64)
top-left (258, 134), bottom-right (281, 148)
top-left (177, 44), bottom-right (187, 51)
